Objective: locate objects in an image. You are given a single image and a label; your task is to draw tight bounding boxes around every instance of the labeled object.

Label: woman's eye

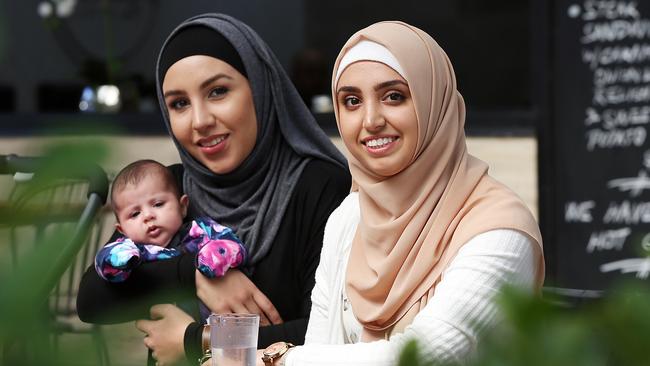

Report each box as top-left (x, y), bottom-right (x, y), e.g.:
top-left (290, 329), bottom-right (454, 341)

top-left (385, 92), bottom-right (405, 102)
top-left (209, 87), bottom-right (228, 98)
top-left (343, 96), bottom-right (361, 108)
top-left (168, 98), bottom-right (189, 110)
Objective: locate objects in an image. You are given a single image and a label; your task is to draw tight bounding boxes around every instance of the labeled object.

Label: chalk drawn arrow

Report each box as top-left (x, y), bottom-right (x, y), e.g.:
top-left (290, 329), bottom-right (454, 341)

top-left (600, 257), bottom-right (650, 279)
top-left (607, 170), bottom-right (650, 197)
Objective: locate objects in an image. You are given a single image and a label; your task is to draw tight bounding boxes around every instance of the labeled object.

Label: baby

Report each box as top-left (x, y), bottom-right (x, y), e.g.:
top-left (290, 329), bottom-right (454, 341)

top-left (95, 159), bottom-right (246, 286)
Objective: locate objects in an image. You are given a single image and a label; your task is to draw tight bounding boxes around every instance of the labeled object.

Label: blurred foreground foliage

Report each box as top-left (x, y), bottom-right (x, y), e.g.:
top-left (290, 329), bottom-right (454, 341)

top-left (0, 141), bottom-right (109, 365)
top-left (398, 282), bottom-right (650, 366)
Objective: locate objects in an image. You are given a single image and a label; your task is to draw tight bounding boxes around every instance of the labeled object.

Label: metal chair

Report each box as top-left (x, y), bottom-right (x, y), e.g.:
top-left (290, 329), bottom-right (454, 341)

top-left (0, 153), bottom-right (110, 365)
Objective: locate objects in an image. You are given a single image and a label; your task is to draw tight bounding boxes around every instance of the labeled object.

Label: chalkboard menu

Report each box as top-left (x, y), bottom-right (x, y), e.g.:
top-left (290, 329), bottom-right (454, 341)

top-left (544, 0), bottom-right (650, 291)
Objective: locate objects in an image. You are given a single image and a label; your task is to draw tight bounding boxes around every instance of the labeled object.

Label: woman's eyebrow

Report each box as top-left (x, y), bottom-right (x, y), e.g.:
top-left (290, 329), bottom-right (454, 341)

top-left (163, 89), bottom-right (184, 98)
top-left (374, 79), bottom-right (408, 91)
top-left (335, 80), bottom-right (408, 95)
top-left (163, 73), bottom-right (233, 98)
top-left (199, 73), bottom-right (232, 89)
top-left (337, 86), bottom-right (361, 94)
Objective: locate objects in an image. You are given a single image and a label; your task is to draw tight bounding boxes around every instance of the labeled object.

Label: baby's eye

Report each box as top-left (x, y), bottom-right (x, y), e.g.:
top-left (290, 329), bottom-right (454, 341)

top-left (129, 211), bottom-right (140, 218)
top-left (153, 201), bottom-right (165, 208)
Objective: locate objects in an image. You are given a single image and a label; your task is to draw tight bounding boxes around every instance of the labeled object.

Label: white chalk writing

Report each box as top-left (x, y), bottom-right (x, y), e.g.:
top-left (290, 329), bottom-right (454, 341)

top-left (567, 3), bottom-right (650, 279)
top-left (582, 1), bottom-right (640, 21)
top-left (607, 170), bottom-right (650, 196)
top-left (582, 43), bottom-right (650, 70)
top-left (602, 200), bottom-right (650, 223)
top-left (585, 126), bottom-right (646, 150)
top-left (584, 106), bottom-right (650, 128)
top-left (593, 84), bottom-right (650, 106)
top-left (582, 19), bottom-right (650, 44)
top-left (586, 227), bottom-right (632, 252)
top-left (593, 66), bottom-right (650, 86)
top-left (579, 3), bottom-right (650, 152)
top-left (600, 257), bottom-right (650, 278)
top-left (565, 200), bottom-right (596, 222)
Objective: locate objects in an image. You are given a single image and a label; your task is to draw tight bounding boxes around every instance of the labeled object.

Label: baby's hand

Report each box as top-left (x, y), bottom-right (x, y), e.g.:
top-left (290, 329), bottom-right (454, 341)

top-left (95, 238), bottom-right (142, 282)
top-left (107, 239), bottom-right (141, 269)
top-left (196, 239), bottom-right (245, 278)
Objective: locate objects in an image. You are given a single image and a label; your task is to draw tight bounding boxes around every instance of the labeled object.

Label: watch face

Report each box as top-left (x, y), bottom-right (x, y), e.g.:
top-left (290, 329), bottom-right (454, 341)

top-left (264, 342), bottom-right (287, 356)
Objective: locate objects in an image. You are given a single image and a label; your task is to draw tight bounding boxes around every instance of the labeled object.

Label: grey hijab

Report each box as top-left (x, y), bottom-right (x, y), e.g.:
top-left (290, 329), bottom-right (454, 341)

top-left (155, 13), bottom-right (347, 267)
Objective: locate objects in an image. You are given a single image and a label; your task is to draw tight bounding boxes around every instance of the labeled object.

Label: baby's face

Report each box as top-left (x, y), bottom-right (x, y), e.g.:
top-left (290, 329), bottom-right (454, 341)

top-left (114, 175), bottom-right (187, 247)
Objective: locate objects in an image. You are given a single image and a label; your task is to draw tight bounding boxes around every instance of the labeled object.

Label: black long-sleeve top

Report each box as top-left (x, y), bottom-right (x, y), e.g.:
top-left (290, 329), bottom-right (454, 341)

top-left (77, 159), bottom-right (350, 359)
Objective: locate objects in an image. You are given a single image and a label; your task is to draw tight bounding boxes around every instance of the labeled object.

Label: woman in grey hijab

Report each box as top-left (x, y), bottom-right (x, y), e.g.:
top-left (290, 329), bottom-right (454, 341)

top-left (76, 13), bottom-right (350, 365)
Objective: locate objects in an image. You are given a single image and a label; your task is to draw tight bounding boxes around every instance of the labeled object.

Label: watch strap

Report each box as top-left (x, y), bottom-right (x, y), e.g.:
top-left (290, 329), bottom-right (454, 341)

top-left (201, 324), bottom-right (210, 355)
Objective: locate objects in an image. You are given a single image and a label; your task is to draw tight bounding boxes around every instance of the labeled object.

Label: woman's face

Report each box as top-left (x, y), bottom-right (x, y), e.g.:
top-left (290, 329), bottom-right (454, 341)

top-left (336, 61), bottom-right (418, 177)
top-left (163, 55), bottom-right (258, 174)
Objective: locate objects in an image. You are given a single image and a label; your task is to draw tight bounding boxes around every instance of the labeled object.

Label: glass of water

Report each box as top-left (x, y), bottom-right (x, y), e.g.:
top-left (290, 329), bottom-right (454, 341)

top-left (210, 313), bottom-right (260, 366)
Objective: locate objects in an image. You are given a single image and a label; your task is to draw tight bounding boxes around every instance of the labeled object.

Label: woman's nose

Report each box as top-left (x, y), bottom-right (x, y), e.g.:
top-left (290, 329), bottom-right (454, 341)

top-left (192, 102), bottom-right (217, 132)
top-left (363, 103), bottom-right (386, 131)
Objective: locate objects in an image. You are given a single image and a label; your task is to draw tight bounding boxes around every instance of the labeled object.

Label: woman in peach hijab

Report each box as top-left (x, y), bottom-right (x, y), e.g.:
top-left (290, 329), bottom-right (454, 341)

top-left (256, 21), bottom-right (543, 366)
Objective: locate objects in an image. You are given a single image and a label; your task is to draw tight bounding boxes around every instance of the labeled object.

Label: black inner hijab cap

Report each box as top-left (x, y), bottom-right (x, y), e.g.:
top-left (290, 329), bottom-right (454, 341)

top-left (158, 25), bottom-right (248, 83)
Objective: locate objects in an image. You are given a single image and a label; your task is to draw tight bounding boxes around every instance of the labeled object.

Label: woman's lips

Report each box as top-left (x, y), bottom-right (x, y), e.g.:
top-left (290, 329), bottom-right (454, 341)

top-left (362, 136), bottom-right (399, 156)
top-left (198, 134), bottom-right (229, 155)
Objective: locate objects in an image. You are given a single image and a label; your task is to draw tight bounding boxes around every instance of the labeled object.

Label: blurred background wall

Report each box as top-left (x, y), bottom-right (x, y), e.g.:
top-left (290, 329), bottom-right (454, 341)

top-left (0, 0), bottom-right (305, 113)
top-left (0, 0), bottom-right (533, 129)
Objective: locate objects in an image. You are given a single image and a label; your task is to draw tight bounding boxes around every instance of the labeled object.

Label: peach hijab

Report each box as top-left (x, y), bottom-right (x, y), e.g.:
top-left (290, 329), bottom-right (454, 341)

top-left (331, 21), bottom-right (544, 341)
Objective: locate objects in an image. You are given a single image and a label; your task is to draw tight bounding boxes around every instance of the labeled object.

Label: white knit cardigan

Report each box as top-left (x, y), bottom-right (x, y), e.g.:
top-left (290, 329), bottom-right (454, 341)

top-left (285, 192), bottom-right (540, 366)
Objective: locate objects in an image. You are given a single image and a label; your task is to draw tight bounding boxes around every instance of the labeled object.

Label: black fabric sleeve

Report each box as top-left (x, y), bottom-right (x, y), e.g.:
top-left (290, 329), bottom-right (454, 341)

top-left (77, 253), bottom-right (197, 323)
top-left (184, 322), bottom-right (203, 363)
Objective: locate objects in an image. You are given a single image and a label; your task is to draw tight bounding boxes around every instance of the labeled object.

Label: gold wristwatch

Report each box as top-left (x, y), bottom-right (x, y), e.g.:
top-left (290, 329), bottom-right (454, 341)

top-left (261, 341), bottom-right (295, 366)
top-left (198, 324), bottom-right (211, 365)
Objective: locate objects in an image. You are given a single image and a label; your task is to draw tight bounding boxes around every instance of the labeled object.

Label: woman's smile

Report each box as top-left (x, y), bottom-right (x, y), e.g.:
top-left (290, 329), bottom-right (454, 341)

top-left (197, 134), bottom-right (229, 155)
top-left (361, 135), bottom-right (400, 156)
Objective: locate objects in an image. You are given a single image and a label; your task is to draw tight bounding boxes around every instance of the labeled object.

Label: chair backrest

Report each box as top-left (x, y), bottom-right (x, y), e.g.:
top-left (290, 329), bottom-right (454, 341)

top-left (0, 153), bottom-right (109, 365)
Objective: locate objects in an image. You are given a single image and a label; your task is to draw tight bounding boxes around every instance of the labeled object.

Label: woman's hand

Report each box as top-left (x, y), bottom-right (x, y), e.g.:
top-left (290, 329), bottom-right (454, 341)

top-left (196, 269), bottom-right (283, 326)
top-left (135, 304), bottom-right (194, 366)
